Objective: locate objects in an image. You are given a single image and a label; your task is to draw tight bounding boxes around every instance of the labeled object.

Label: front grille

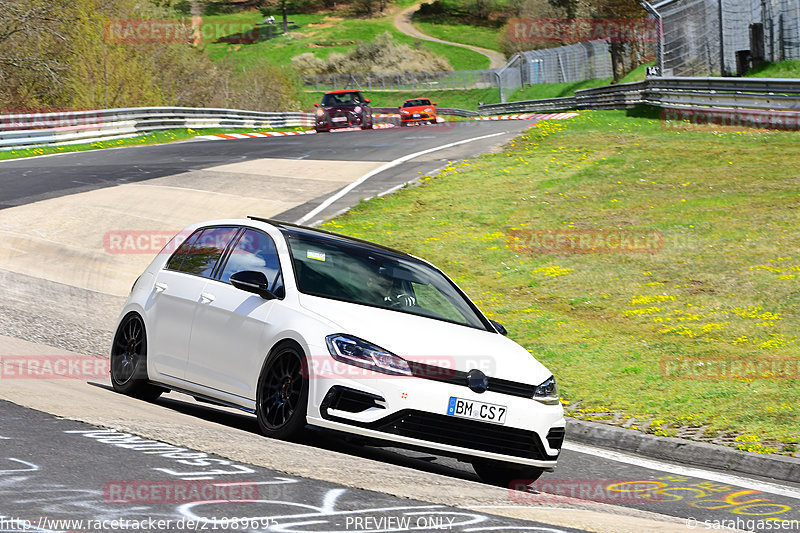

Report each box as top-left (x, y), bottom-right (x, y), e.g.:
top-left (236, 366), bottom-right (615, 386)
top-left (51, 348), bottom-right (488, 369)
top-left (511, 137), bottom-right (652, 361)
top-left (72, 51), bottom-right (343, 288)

top-left (487, 378), bottom-right (536, 398)
top-left (408, 362), bottom-right (537, 399)
top-left (374, 410), bottom-right (555, 460)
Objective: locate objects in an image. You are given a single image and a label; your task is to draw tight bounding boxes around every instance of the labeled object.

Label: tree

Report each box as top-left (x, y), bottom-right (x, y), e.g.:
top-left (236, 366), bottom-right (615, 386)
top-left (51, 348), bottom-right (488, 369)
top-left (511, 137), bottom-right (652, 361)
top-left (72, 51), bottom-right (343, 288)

top-left (258, 0), bottom-right (290, 34)
top-left (588, 0), bottom-right (648, 82)
top-left (0, 0), bottom-right (72, 106)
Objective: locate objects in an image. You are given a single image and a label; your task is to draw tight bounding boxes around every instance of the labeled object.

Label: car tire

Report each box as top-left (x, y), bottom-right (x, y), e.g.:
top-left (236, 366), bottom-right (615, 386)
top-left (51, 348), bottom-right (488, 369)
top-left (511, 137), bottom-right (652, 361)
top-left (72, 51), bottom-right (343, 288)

top-left (472, 459), bottom-right (545, 488)
top-left (110, 313), bottom-right (163, 401)
top-left (256, 341), bottom-right (309, 440)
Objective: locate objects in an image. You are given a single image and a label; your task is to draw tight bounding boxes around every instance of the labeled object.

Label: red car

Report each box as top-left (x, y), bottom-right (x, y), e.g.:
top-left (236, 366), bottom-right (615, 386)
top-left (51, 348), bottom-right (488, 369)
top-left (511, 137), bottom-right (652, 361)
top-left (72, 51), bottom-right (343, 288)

top-left (314, 90), bottom-right (373, 132)
top-left (399, 98), bottom-right (438, 126)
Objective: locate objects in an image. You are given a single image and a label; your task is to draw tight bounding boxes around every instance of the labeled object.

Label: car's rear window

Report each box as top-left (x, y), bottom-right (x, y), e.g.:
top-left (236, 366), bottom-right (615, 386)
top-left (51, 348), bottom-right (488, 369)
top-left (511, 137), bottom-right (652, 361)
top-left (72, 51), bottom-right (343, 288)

top-left (321, 92), bottom-right (363, 106)
top-left (286, 235), bottom-right (488, 330)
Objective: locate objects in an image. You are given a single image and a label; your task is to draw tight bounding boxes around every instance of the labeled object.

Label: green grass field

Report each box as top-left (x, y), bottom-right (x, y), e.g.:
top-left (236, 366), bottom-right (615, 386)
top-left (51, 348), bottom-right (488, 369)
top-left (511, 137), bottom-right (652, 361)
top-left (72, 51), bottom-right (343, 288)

top-left (200, 10), bottom-right (490, 73)
top-left (747, 59), bottom-right (800, 78)
top-left (413, 21), bottom-right (502, 52)
top-left (318, 110), bottom-right (800, 455)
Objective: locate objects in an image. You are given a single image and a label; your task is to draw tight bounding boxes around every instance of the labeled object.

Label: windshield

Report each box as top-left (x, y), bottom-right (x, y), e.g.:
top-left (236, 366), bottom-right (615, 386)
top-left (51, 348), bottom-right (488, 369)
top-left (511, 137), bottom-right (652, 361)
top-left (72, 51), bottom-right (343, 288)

top-left (287, 235), bottom-right (489, 330)
top-left (403, 99), bottom-right (431, 107)
top-left (321, 92), bottom-right (362, 106)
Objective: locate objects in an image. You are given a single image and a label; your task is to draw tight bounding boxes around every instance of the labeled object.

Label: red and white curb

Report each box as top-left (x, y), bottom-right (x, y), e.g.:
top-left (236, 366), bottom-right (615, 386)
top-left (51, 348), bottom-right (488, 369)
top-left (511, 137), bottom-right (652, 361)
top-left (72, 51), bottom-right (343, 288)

top-left (376, 114), bottom-right (447, 124)
top-left (196, 123), bottom-right (395, 141)
top-left (473, 112), bottom-right (579, 121)
top-left (195, 130), bottom-right (315, 141)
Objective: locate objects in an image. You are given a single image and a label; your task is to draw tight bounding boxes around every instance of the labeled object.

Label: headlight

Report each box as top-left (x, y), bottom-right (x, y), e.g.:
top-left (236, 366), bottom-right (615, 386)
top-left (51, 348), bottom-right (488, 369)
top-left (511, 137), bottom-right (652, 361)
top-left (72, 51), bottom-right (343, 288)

top-left (326, 334), bottom-right (411, 376)
top-left (354, 106), bottom-right (362, 113)
top-left (425, 108), bottom-right (433, 113)
top-left (316, 109), bottom-right (325, 117)
top-left (401, 110), bottom-right (410, 115)
top-left (533, 375), bottom-right (559, 405)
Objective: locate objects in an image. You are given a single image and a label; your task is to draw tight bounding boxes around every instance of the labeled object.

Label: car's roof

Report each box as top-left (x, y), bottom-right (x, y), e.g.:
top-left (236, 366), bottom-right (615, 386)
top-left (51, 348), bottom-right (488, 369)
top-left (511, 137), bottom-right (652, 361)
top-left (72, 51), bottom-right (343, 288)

top-left (248, 216), bottom-right (416, 260)
top-left (403, 97), bottom-right (431, 102)
top-left (324, 89), bottom-right (362, 94)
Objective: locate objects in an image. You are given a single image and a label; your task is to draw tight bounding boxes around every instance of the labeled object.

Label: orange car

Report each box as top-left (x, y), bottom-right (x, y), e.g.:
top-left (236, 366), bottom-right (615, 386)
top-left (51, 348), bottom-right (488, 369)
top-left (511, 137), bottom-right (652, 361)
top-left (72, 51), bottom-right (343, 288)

top-left (398, 98), bottom-right (438, 126)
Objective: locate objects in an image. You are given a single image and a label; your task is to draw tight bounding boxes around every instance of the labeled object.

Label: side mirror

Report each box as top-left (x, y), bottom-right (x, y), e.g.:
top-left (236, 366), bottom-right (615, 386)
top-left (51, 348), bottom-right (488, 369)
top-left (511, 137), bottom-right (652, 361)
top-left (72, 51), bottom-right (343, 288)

top-left (365, 98), bottom-right (371, 103)
top-left (230, 271), bottom-right (276, 300)
top-left (490, 319), bottom-right (507, 336)
top-left (432, 102), bottom-right (437, 105)
top-left (314, 102), bottom-right (320, 107)
top-left (398, 106), bottom-right (402, 109)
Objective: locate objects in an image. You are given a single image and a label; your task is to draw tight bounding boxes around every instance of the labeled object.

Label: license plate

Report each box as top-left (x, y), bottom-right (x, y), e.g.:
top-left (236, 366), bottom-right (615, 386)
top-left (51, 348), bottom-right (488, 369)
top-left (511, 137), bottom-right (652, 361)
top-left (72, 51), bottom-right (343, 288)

top-left (447, 397), bottom-right (507, 424)
top-left (331, 117), bottom-right (347, 122)
top-left (413, 114), bottom-right (421, 118)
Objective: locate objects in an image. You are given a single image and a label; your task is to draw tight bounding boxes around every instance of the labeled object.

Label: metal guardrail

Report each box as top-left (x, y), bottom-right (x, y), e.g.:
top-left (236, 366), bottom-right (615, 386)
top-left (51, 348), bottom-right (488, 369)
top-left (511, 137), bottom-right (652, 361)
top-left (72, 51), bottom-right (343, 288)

top-left (478, 77), bottom-right (800, 115)
top-left (372, 106), bottom-right (478, 118)
top-left (0, 107), bottom-right (314, 150)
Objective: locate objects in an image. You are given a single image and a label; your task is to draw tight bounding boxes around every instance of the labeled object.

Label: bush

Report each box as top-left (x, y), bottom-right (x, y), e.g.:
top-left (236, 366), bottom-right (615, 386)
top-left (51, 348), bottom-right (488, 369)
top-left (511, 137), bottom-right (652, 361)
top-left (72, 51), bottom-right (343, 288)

top-left (0, 0), bottom-right (304, 111)
top-left (291, 32), bottom-right (452, 74)
top-left (216, 58), bottom-right (302, 112)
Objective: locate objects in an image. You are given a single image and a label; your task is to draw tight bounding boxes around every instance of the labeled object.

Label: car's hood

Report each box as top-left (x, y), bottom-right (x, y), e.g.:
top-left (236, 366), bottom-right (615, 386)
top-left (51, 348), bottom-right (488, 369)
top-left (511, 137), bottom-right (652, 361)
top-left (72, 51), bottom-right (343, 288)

top-left (322, 105), bottom-right (362, 113)
top-left (403, 106), bottom-right (433, 112)
top-left (298, 293), bottom-right (552, 385)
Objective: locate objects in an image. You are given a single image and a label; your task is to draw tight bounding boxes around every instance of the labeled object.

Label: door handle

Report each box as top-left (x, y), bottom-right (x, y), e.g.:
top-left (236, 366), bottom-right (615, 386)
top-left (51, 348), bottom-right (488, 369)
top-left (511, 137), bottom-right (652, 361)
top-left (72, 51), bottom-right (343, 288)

top-left (200, 292), bottom-right (216, 303)
top-left (155, 282), bottom-right (168, 292)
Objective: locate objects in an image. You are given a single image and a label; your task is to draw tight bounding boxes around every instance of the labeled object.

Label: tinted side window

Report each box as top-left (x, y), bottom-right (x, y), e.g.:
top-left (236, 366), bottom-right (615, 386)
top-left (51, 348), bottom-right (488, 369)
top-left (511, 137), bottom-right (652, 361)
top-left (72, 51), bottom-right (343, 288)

top-left (166, 229), bottom-right (202, 271)
top-left (177, 227), bottom-right (238, 278)
top-left (219, 229), bottom-right (284, 297)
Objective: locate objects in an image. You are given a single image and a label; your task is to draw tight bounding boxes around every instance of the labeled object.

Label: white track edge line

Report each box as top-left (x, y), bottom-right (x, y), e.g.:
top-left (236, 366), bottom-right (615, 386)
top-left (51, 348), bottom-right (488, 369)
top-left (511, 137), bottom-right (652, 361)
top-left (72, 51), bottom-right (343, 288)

top-left (563, 441), bottom-right (800, 500)
top-left (295, 131), bottom-right (507, 225)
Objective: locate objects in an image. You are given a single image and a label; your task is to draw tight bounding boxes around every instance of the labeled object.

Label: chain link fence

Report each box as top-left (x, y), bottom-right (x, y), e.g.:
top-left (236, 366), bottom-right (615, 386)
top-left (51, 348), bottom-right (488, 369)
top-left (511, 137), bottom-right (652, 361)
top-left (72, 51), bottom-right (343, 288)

top-left (494, 42), bottom-right (614, 101)
top-left (652, 0), bottom-right (800, 76)
top-left (303, 42), bottom-right (614, 103)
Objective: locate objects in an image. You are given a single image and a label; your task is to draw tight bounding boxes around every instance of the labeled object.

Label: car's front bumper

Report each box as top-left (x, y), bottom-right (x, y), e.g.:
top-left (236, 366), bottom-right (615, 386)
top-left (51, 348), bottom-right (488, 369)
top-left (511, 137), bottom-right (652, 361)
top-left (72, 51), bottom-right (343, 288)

top-left (306, 365), bottom-right (564, 468)
top-left (400, 113), bottom-right (435, 124)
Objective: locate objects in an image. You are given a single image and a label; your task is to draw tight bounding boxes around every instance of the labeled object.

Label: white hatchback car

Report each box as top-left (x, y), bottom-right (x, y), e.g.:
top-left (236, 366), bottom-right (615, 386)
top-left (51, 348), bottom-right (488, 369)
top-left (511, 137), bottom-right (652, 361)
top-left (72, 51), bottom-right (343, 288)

top-left (111, 217), bottom-right (565, 485)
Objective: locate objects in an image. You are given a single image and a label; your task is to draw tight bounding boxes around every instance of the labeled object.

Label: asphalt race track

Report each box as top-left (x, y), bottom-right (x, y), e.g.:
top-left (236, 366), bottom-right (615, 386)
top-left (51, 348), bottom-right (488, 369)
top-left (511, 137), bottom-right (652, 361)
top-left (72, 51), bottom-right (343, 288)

top-left (0, 120), bottom-right (798, 532)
